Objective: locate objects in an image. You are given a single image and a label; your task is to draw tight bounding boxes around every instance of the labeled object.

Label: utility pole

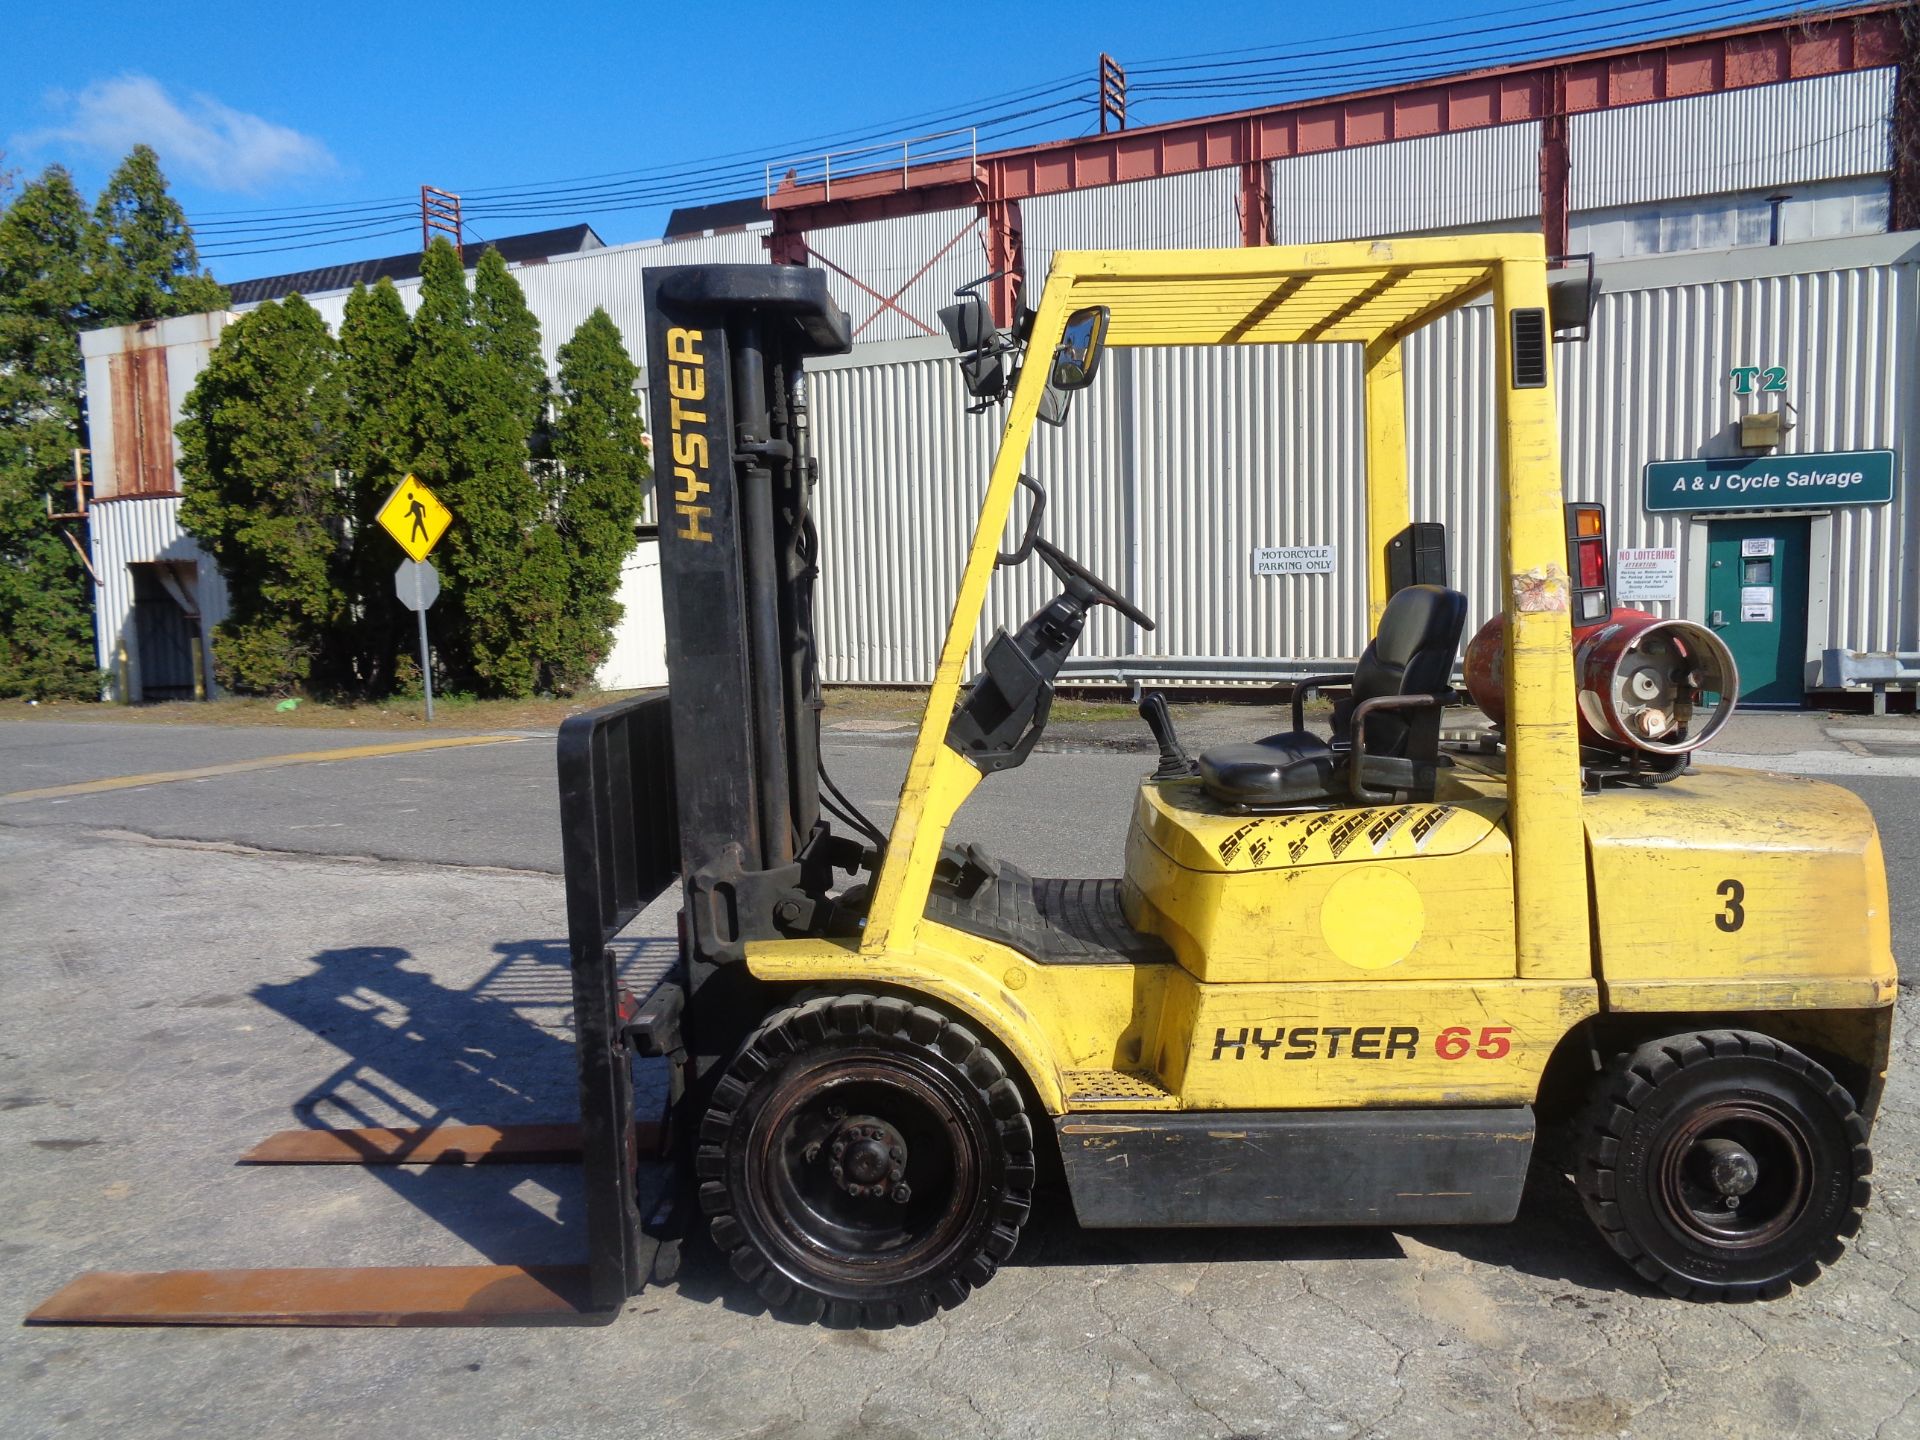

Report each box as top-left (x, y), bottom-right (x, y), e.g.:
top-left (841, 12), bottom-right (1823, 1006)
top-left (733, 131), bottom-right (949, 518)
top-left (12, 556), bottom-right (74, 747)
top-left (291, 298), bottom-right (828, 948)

top-left (420, 185), bottom-right (464, 261)
top-left (1099, 54), bottom-right (1127, 135)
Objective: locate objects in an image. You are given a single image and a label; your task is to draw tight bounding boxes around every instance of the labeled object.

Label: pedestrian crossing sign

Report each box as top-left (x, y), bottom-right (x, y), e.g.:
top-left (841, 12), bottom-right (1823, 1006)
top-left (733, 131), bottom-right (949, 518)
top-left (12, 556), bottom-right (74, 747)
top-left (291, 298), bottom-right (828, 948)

top-left (377, 475), bottom-right (452, 562)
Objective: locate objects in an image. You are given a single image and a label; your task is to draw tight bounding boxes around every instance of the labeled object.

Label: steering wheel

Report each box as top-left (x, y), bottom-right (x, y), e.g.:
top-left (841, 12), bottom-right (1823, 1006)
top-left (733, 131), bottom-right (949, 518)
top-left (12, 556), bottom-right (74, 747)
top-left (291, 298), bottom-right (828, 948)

top-left (1033, 537), bottom-right (1156, 631)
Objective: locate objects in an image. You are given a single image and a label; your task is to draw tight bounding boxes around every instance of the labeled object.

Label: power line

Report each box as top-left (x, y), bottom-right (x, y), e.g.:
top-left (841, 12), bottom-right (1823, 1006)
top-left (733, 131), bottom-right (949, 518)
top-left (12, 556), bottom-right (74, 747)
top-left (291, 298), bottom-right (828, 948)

top-left (194, 0), bottom-right (1869, 263)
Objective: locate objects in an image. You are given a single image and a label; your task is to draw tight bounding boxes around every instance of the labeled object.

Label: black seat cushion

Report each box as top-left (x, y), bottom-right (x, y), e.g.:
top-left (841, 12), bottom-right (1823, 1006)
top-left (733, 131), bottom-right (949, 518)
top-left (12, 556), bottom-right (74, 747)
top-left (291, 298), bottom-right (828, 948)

top-left (1195, 584), bottom-right (1468, 809)
top-left (1199, 733), bottom-right (1337, 807)
top-left (1334, 585), bottom-right (1468, 754)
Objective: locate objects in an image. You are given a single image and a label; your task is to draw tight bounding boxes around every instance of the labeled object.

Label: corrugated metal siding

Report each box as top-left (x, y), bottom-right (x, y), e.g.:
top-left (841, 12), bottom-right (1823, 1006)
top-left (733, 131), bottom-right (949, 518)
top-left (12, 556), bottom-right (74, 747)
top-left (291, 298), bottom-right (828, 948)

top-left (802, 208), bottom-right (989, 346)
top-left (89, 496), bottom-right (228, 695)
top-left (1571, 68), bottom-right (1895, 210)
top-left (281, 230), bottom-right (769, 371)
top-left (1021, 171), bottom-right (1241, 290)
top-left (1405, 257), bottom-right (1917, 656)
top-left (816, 248), bottom-right (1916, 685)
top-left (1271, 122), bottom-right (1542, 243)
top-left (513, 230), bottom-right (767, 370)
top-left (810, 341), bottom-right (1371, 684)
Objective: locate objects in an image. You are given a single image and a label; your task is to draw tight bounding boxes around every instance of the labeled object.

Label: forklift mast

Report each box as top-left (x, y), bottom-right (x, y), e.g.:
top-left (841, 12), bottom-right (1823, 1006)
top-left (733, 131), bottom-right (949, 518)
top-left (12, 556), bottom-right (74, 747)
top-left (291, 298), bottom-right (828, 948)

top-left (641, 266), bottom-right (854, 1040)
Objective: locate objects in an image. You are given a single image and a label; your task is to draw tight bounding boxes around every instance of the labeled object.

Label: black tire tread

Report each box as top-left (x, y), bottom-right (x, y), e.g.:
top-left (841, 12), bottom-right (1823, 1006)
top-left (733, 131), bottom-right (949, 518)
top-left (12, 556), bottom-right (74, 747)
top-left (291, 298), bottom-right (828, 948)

top-left (1574, 1028), bottom-right (1871, 1302)
top-left (696, 990), bottom-right (1035, 1328)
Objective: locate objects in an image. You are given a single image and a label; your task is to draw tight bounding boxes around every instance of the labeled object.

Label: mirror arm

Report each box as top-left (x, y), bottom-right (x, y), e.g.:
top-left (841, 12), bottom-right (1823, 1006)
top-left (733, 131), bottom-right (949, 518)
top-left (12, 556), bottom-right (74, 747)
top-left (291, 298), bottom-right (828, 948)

top-left (996, 475), bottom-right (1048, 567)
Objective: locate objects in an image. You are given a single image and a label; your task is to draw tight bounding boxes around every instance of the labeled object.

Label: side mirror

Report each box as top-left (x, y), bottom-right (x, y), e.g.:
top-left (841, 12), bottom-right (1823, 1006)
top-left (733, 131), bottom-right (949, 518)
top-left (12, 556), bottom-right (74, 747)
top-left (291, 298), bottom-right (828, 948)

top-left (1546, 255), bottom-right (1601, 341)
top-left (1050, 306), bottom-right (1110, 391)
top-left (1036, 380), bottom-right (1070, 427)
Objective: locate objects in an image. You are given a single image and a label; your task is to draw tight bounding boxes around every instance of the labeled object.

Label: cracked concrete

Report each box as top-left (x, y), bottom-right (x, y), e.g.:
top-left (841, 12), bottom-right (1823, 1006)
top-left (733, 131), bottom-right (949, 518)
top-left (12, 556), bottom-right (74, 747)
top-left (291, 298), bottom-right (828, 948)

top-left (4, 720), bottom-right (1920, 1439)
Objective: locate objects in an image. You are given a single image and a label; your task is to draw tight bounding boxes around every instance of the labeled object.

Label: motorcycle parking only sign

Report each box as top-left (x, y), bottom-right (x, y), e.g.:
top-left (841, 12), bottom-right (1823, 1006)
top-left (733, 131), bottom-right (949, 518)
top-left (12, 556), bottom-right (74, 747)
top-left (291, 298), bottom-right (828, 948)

top-left (1251, 545), bottom-right (1336, 576)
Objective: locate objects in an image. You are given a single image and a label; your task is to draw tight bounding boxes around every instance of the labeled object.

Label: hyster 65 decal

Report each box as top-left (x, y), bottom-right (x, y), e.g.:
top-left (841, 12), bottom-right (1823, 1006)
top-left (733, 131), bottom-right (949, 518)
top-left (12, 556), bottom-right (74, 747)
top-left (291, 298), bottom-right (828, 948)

top-left (1210, 1024), bottom-right (1514, 1060)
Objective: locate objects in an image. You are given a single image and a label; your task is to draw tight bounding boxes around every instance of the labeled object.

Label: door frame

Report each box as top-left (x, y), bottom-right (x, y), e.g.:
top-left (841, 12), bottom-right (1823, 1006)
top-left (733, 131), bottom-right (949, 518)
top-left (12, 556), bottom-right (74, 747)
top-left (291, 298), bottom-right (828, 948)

top-left (1684, 509), bottom-right (1830, 696)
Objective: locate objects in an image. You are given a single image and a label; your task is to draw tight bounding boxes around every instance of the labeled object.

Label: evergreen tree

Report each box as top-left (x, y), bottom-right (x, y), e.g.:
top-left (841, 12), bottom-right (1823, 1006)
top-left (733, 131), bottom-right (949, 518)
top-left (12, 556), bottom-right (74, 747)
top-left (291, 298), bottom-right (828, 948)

top-left (177, 296), bottom-right (345, 694)
top-left (402, 240), bottom-right (556, 697)
top-left (546, 308), bottom-right (649, 691)
top-left (92, 144), bottom-right (228, 324)
top-left (336, 279), bottom-right (415, 691)
top-left (0, 166), bottom-right (101, 699)
top-left (473, 248), bottom-right (549, 444)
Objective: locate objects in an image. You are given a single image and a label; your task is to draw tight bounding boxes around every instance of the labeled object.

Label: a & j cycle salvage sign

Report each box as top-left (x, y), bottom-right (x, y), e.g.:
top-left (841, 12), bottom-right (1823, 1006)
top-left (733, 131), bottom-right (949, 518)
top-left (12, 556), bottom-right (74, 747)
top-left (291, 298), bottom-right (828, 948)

top-left (1644, 450), bottom-right (1895, 512)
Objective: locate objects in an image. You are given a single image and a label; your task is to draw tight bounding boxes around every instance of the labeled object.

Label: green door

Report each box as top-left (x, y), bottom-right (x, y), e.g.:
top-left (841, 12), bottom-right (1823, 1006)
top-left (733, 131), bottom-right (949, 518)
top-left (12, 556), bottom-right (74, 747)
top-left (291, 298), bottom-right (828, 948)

top-left (1705, 517), bottom-right (1810, 706)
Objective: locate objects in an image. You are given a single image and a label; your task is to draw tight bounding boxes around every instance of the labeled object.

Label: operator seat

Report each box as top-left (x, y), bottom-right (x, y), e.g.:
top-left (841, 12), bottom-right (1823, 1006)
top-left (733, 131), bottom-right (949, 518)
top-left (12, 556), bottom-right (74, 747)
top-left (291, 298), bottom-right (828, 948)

top-left (1198, 584), bottom-right (1468, 808)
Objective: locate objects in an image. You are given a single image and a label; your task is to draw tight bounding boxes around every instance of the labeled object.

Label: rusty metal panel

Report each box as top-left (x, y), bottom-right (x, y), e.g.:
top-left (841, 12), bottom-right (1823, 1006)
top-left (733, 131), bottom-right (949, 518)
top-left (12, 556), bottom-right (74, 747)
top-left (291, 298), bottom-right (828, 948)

top-left (106, 353), bottom-right (138, 502)
top-left (27, 1266), bottom-right (603, 1327)
top-left (137, 345), bottom-right (173, 493)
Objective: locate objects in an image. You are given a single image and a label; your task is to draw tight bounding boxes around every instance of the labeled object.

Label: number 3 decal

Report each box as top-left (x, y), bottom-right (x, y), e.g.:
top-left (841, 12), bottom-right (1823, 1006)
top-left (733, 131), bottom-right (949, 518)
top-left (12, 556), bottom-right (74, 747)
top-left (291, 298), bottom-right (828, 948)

top-left (1715, 878), bottom-right (1746, 933)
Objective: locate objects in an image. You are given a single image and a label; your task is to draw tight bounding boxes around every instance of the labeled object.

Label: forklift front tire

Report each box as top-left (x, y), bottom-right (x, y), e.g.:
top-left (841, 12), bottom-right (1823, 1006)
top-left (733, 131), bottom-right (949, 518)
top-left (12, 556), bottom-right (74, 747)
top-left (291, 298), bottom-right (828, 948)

top-left (696, 992), bottom-right (1034, 1327)
top-left (1576, 1029), bottom-right (1870, 1301)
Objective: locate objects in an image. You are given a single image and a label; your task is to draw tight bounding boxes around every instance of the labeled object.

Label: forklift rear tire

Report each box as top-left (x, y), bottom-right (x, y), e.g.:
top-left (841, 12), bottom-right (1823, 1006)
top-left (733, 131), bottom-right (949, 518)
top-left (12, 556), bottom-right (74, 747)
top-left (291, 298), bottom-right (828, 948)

top-left (1575, 1029), bottom-right (1870, 1301)
top-left (696, 991), bottom-right (1035, 1327)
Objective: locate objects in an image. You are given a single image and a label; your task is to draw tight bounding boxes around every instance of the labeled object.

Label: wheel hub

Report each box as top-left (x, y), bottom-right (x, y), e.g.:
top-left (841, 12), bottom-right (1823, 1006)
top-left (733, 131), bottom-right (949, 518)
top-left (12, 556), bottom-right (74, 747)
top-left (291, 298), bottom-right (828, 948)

top-left (1658, 1100), bottom-right (1811, 1247)
top-left (1696, 1136), bottom-right (1759, 1200)
top-left (827, 1116), bottom-right (909, 1200)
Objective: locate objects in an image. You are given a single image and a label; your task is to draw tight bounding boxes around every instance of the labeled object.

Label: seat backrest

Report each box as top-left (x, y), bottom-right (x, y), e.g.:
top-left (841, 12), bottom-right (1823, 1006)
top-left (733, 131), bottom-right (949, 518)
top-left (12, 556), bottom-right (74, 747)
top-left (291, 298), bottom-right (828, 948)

top-left (1333, 584), bottom-right (1468, 756)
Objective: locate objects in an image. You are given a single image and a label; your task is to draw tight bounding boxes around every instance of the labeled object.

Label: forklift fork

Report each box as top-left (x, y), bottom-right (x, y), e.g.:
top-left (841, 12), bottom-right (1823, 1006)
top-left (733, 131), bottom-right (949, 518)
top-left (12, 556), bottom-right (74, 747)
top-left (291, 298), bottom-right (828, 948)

top-left (28, 693), bottom-right (681, 1327)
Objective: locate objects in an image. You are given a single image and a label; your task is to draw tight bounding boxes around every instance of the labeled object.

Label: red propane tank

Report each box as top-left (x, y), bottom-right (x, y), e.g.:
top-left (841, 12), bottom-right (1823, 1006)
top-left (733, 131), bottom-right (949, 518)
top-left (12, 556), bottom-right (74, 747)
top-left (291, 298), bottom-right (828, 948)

top-left (1462, 608), bottom-right (1739, 756)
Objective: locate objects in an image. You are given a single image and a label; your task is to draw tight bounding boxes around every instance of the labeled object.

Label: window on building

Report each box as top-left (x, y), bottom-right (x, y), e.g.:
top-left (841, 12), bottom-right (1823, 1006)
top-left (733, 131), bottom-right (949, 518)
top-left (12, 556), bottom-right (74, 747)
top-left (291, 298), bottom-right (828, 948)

top-left (1570, 177), bottom-right (1890, 261)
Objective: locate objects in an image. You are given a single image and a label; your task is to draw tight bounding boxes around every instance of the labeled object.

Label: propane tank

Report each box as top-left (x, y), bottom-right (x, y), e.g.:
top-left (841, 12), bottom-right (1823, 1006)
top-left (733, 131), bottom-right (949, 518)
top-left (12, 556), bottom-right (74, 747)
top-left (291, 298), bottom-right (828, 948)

top-left (1462, 608), bottom-right (1739, 756)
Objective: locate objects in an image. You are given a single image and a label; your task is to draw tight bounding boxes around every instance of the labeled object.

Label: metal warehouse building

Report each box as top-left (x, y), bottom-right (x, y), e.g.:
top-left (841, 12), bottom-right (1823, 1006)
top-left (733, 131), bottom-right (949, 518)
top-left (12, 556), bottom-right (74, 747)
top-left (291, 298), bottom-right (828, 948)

top-left (78, 4), bottom-right (1920, 707)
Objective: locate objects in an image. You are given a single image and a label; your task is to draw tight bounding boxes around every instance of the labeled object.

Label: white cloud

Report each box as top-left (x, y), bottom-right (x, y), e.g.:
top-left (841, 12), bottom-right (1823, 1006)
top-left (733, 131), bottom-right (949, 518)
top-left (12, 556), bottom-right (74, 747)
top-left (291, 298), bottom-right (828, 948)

top-left (22, 74), bottom-right (337, 193)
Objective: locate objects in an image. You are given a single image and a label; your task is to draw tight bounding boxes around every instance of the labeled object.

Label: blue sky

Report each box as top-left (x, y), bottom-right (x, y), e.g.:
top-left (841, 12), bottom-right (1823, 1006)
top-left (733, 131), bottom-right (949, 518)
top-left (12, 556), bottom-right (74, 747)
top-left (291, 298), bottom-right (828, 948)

top-left (4, 0), bottom-right (1834, 282)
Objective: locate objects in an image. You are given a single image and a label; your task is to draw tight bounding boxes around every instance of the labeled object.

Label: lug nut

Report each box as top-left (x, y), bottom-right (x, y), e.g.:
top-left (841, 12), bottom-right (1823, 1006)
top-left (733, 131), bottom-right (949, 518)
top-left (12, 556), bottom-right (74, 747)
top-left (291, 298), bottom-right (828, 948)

top-left (891, 1183), bottom-right (911, 1204)
top-left (803, 1142), bottom-right (820, 1163)
top-left (831, 1139), bottom-right (846, 1158)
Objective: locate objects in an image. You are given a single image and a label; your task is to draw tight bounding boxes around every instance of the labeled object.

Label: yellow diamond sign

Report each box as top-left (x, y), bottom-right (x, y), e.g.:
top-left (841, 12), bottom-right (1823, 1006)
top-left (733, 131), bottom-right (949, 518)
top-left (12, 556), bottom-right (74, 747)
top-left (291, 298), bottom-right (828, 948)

top-left (377, 475), bottom-right (452, 562)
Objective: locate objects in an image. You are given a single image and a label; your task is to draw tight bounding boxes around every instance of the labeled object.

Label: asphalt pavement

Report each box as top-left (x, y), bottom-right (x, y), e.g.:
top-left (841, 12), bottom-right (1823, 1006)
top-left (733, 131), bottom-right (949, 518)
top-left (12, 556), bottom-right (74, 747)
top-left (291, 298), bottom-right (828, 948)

top-left (4, 708), bottom-right (1920, 1439)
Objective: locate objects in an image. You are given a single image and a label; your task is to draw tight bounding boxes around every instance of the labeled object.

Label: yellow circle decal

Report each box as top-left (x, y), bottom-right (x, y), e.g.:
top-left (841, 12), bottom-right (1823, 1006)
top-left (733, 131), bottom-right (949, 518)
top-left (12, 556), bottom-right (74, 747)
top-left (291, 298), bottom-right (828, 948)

top-left (1320, 867), bottom-right (1424, 970)
top-left (1003, 967), bottom-right (1028, 991)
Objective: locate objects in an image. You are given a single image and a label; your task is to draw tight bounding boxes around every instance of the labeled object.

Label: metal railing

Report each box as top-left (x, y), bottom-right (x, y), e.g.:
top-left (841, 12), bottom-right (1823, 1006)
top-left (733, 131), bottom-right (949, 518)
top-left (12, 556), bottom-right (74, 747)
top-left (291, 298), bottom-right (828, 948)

top-left (766, 127), bottom-right (978, 203)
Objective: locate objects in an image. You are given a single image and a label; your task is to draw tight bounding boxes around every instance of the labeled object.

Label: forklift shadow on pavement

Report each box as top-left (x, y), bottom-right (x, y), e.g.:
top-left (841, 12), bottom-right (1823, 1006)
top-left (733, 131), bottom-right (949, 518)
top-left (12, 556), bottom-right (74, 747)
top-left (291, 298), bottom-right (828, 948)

top-left (240, 937), bottom-right (676, 1274)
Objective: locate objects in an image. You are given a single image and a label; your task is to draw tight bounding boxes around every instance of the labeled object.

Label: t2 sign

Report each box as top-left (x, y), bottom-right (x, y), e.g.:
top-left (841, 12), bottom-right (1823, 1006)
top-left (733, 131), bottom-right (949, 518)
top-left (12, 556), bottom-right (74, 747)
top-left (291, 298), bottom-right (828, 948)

top-left (1730, 366), bottom-right (1787, 395)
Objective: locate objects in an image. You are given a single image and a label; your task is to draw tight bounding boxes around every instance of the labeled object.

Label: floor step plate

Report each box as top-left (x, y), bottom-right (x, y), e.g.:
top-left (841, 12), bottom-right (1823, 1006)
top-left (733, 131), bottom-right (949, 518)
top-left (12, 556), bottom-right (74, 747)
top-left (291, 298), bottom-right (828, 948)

top-left (1063, 1068), bottom-right (1179, 1109)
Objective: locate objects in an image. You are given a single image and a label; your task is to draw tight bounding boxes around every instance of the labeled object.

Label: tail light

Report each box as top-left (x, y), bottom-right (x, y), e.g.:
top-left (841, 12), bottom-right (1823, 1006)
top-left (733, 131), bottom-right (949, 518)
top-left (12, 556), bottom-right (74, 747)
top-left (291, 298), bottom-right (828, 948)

top-left (1566, 503), bottom-right (1610, 624)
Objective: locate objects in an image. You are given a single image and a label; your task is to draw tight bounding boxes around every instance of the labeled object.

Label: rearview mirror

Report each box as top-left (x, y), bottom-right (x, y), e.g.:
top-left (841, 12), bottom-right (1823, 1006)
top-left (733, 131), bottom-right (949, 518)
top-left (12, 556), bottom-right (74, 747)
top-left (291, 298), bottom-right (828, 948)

top-left (1050, 306), bottom-right (1110, 391)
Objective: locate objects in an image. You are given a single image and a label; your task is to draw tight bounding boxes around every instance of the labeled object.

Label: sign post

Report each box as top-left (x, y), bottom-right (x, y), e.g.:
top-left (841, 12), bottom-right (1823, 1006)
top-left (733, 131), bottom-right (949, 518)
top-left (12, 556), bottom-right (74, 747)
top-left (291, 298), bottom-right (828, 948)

top-left (395, 559), bottom-right (441, 720)
top-left (377, 475), bottom-right (453, 720)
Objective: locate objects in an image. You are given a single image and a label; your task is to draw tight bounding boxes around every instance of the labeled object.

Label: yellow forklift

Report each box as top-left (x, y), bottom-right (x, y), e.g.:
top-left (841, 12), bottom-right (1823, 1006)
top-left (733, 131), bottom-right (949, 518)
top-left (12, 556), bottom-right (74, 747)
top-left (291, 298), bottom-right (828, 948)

top-left (634, 238), bottom-right (1893, 1327)
top-left (26, 240), bottom-right (1894, 1331)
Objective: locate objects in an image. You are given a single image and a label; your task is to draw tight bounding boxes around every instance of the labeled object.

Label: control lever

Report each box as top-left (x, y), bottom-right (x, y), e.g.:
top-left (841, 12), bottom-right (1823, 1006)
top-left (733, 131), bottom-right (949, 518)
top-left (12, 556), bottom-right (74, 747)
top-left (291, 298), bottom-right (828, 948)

top-left (1138, 692), bottom-right (1197, 780)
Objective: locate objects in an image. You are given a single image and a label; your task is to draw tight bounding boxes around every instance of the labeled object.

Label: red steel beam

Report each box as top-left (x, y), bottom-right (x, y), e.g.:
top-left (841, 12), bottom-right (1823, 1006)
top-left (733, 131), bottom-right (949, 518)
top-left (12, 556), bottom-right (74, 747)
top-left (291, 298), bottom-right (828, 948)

top-left (766, 5), bottom-right (1904, 233)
